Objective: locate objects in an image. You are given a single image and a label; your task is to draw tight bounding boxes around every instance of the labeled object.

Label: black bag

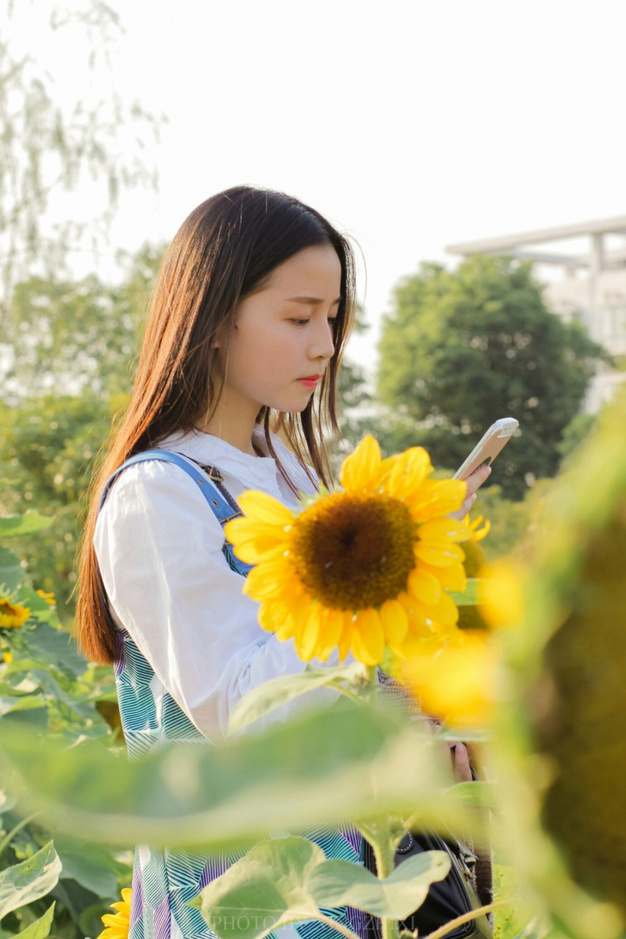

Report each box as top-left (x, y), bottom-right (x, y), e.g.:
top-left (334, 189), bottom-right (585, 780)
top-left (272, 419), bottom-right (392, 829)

top-left (363, 830), bottom-right (492, 938)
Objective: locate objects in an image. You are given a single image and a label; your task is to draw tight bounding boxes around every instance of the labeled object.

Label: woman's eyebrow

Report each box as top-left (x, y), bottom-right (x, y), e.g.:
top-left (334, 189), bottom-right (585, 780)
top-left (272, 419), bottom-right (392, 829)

top-left (284, 296), bottom-right (343, 305)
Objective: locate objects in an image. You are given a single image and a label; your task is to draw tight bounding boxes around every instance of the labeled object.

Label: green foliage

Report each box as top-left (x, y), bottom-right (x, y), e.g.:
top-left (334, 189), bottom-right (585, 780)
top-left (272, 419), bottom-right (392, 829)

top-left (195, 835), bottom-right (450, 938)
top-left (0, 842), bottom-right (61, 919)
top-left (0, 700), bottom-right (455, 851)
top-left (377, 256), bottom-right (607, 499)
top-left (556, 411), bottom-right (597, 462)
top-left (0, 0), bottom-right (159, 329)
top-left (0, 394), bottom-right (116, 622)
top-left (0, 243), bottom-right (162, 619)
top-left (3, 244), bottom-right (163, 401)
top-left (0, 521), bottom-right (130, 939)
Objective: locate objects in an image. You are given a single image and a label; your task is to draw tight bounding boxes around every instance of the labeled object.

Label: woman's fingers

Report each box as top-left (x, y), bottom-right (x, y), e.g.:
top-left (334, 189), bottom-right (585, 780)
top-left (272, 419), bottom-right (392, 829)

top-left (464, 463), bottom-right (492, 497)
top-left (449, 741), bottom-right (473, 782)
top-left (450, 464), bottom-right (491, 520)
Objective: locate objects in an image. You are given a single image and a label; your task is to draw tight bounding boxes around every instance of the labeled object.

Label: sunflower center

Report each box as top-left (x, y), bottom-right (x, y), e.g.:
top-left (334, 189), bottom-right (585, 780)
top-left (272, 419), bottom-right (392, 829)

top-left (291, 492), bottom-right (416, 609)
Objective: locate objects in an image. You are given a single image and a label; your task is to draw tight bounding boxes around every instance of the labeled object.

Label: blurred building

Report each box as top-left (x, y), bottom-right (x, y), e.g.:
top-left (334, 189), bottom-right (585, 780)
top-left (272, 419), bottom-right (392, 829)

top-left (447, 215), bottom-right (626, 411)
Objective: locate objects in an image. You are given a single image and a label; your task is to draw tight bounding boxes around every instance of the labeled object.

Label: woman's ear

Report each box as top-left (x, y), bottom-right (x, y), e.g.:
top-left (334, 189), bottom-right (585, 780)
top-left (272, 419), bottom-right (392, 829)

top-left (211, 318), bottom-right (235, 349)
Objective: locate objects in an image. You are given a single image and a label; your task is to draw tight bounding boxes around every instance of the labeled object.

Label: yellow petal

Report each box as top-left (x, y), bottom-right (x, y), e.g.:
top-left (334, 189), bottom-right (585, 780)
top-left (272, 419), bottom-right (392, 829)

top-left (407, 567), bottom-right (442, 605)
top-left (337, 611), bottom-right (355, 662)
top-left (236, 490), bottom-right (296, 526)
top-left (406, 479), bottom-right (466, 521)
top-left (429, 591), bottom-right (460, 627)
top-left (257, 602), bottom-right (285, 634)
top-left (230, 539), bottom-right (289, 565)
top-left (414, 540), bottom-right (465, 567)
top-left (384, 447), bottom-right (432, 500)
top-left (295, 606), bottom-right (324, 661)
top-left (243, 563), bottom-right (293, 601)
top-left (350, 607), bottom-right (385, 665)
top-left (339, 435), bottom-right (382, 492)
top-left (226, 516), bottom-right (290, 542)
top-left (417, 518), bottom-right (466, 542)
top-left (313, 607), bottom-right (345, 661)
top-left (379, 598), bottom-right (409, 645)
top-left (420, 561), bottom-right (467, 592)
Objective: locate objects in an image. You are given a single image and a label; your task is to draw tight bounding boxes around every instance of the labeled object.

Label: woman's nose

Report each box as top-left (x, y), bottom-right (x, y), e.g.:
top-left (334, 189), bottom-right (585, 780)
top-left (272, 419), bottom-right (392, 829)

top-left (310, 319), bottom-right (335, 361)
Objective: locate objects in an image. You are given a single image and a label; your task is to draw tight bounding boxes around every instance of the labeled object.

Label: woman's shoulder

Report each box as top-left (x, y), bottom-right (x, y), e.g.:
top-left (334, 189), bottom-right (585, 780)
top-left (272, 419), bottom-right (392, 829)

top-left (97, 454), bottom-right (223, 530)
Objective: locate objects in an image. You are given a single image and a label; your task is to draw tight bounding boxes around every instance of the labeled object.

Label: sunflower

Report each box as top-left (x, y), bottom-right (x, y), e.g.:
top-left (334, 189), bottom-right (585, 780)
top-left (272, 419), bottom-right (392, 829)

top-left (402, 631), bottom-right (500, 727)
top-left (225, 435), bottom-right (471, 666)
top-left (36, 589), bottom-right (56, 605)
top-left (98, 888), bottom-right (132, 939)
top-left (0, 597), bottom-right (30, 630)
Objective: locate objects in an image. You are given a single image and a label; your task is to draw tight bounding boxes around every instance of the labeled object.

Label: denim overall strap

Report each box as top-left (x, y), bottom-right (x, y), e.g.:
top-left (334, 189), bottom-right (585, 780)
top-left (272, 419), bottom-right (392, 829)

top-left (98, 448), bottom-right (252, 575)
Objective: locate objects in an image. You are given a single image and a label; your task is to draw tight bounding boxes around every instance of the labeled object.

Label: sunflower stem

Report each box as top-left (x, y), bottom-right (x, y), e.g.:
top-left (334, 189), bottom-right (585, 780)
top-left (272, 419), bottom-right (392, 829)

top-left (316, 913), bottom-right (362, 939)
top-left (370, 820), bottom-right (400, 939)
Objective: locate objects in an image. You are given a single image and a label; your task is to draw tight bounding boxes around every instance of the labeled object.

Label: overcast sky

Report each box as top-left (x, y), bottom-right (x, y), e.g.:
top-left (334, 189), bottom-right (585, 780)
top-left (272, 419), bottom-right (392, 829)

top-left (12, 0), bottom-right (626, 370)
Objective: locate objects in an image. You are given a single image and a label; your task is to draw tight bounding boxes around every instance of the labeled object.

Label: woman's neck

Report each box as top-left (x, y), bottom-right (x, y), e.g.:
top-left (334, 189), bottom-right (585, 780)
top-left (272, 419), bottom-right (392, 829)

top-left (196, 409), bottom-right (259, 457)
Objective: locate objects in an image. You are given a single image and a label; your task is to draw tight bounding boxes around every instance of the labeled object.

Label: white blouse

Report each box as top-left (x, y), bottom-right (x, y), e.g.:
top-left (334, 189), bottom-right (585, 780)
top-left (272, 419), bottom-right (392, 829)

top-left (94, 426), bottom-right (336, 743)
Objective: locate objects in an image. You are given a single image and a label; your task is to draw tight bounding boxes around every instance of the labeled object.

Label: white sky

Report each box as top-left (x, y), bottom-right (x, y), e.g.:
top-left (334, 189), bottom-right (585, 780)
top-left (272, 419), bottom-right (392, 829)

top-left (9, 0), bottom-right (626, 371)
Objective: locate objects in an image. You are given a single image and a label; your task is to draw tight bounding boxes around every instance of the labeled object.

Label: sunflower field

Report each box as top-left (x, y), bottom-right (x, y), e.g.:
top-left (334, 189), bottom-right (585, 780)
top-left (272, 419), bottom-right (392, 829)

top-left (1, 390), bottom-right (626, 939)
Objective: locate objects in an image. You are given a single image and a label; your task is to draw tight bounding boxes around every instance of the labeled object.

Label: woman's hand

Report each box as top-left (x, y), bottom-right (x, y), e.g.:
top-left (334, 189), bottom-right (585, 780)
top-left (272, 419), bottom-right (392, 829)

top-left (450, 464), bottom-right (492, 521)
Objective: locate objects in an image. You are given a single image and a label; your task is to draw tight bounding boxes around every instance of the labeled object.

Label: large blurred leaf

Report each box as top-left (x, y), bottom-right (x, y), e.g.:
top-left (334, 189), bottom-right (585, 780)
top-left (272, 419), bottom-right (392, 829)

top-left (0, 546), bottom-right (23, 593)
top-left (0, 701), bottom-right (456, 849)
top-left (0, 841), bottom-right (61, 917)
top-left (229, 663), bottom-right (370, 734)
top-left (196, 836), bottom-right (450, 939)
top-left (0, 514), bottom-right (53, 538)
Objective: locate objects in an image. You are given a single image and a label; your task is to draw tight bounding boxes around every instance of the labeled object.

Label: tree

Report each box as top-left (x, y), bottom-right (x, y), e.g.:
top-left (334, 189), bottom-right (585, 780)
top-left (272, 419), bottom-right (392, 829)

top-left (0, 243), bottom-right (161, 616)
top-left (0, 0), bottom-right (159, 344)
top-left (377, 256), bottom-right (607, 498)
top-left (2, 243), bottom-right (163, 401)
top-left (0, 393), bottom-right (118, 623)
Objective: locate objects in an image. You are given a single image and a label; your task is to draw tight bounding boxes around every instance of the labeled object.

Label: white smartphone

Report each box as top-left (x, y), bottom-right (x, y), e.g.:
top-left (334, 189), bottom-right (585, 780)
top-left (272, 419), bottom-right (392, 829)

top-left (453, 417), bottom-right (519, 481)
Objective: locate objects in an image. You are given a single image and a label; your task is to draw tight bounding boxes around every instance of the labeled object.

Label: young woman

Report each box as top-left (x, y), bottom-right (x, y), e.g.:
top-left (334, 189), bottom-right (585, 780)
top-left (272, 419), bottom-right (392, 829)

top-left (77, 186), bottom-right (486, 939)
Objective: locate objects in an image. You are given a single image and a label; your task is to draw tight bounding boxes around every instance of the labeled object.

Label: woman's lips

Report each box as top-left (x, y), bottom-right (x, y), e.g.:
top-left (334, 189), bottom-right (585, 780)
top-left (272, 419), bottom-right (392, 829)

top-left (298, 375), bottom-right (322, 388)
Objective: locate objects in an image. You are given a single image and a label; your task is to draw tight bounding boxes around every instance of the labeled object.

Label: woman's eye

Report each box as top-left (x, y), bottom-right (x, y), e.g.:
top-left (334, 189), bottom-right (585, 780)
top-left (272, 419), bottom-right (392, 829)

top-left (290, 318), bottom-right (310, 326)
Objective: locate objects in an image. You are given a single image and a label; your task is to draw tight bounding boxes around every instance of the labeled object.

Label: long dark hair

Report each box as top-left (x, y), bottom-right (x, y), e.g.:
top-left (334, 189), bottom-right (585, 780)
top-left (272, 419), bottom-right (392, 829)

top-left (77, 185), bottom-right (356, 663)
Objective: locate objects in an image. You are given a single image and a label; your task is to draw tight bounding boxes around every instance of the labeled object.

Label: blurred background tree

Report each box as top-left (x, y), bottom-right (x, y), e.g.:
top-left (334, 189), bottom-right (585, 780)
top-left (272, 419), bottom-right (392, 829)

top-left (0, 0), bottom-right (161, 621)
top-left (376, 256), bottom-right (607, 499)
top-left (0, 1), bottom-right (159, 327)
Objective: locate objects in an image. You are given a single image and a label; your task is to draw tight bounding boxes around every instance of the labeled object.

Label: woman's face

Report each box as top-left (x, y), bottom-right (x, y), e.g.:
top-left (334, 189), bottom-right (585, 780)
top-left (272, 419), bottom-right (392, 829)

top-left (215, 244), bottom-right (343, 432)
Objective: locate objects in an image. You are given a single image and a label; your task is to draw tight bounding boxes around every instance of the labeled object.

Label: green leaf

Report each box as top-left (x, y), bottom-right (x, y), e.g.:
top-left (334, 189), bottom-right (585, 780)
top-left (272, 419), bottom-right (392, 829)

top-left (197, 837), bottom-right (324, 939)
top-left (54, 835), bottom-right (118, 897)
top-left (308, 851), bottom-right (450, 918)
top-left (197, 836), bottom-right (451, 939)
top-left (0, 547), bottom-right (23, 594)
top-left (9, 902), bottom-right (55, 939)
top-left (228, 663), bottom-right (369, 733)
top-left (0, 514), bottom-right (53, 539)
top-left (17, 620), bottom-right (85, 677)
top-left (0, 702), bottom-right (457, 849)
top-left (0, 841), bottom-right (62, 918)
top-left (0, 696), bottom-right (48, 718)
top-left (449, 578), bottom-right (482, 606)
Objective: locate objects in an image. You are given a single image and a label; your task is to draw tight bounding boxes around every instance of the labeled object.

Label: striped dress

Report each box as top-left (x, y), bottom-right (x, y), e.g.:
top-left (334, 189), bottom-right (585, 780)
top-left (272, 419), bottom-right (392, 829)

top-left (101, 450), bottom-right (368, 939)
